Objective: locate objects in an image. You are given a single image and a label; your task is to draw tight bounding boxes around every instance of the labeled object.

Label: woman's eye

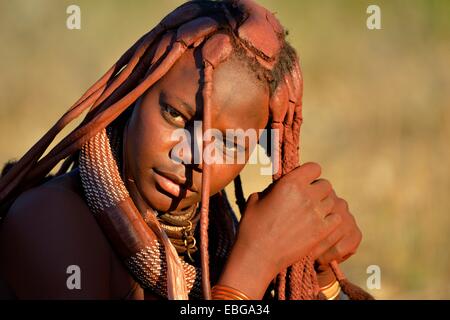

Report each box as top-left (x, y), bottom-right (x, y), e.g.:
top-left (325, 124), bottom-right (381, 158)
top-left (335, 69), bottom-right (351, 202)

top-left (221, 140), bottom-right (245, 156)
top-left (161, 103), bottom-right (186, 126)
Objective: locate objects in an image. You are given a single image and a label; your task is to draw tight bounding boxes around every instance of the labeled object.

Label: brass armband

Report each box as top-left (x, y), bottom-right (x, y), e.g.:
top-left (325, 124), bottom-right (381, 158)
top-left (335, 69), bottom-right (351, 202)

top-left (211, 284), bottom-right (251, 300)
top-left (320, 280), bottom-right (341, 300)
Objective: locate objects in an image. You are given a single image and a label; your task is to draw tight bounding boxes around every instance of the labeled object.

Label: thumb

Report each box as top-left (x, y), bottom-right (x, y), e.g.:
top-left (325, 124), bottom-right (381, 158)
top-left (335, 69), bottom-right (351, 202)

top-left (246, 192), bottom-right (260, 205)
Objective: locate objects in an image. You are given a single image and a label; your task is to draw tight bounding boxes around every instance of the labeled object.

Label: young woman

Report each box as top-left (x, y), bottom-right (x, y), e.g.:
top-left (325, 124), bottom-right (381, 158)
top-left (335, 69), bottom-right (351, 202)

top-left (0, 0), bottom-right (372, 300)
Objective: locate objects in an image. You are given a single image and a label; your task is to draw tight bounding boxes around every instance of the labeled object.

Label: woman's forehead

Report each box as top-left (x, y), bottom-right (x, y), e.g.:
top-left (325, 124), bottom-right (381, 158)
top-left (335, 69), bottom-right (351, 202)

top-left (158, 48), bottom-right (269, 130)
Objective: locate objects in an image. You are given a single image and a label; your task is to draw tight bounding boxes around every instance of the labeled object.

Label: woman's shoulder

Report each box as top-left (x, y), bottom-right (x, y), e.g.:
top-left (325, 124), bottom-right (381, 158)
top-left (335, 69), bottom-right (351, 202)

top-left (0, 169), bottom-right (137, 299)
top-left (2, 169), bottom-right (94, 243)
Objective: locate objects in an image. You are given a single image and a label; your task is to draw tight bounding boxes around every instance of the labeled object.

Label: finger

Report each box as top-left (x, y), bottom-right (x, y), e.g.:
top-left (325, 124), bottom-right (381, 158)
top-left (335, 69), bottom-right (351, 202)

top-left (291, 162), bottom-right (321, 184)
top-left (329, 189), bottom-right (338, 202)
top-left (323, 211), bottom-right (342, 234)
top-left (340, 228), bottom-right (362, 259)
top-left (317, 195), bottom-right (335, 217)
top-left (332, 199), bottom-right (356, 229)
top-left (318, 232), bottom-right (360, 265)
top-left (311, 227), bottom-right (344, 260)
top-left (247, 192), bottom-right (260, 205)
top-left (310, 178), bottom-right (332, 201)
top-left (317, 245), bottom-right (341, 266)
top-left (333, 197), bottom-right (349, 214)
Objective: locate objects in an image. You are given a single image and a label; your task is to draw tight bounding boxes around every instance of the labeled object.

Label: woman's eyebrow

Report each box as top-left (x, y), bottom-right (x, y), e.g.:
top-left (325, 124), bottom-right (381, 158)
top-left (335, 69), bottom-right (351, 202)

top-left (160, 91), bottom-right (195, 118)
top-left (174, 95), bottom-right (195, 116)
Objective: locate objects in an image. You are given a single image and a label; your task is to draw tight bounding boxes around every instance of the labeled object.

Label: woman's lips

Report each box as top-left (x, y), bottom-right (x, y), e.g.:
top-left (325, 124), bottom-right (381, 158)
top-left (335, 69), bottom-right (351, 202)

top-left (153, 169), bottom-right (196, 198)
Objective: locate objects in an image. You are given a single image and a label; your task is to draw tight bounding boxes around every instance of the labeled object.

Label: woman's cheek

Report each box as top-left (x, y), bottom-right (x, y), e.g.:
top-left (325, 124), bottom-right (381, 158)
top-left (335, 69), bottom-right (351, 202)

top-left (136, 117), bottom-right (171, 161)
top-left (210, 163), bottom-right (245, 194)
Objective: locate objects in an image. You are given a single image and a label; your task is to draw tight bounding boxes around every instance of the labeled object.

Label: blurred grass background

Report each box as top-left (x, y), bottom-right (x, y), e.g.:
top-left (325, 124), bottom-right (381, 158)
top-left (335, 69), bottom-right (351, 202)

top-left (0, 0), bottom-right (449, 299)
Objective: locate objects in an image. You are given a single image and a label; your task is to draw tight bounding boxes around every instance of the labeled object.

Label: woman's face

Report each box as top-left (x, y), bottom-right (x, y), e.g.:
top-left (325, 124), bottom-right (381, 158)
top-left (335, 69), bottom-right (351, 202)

top-left (125, 47), bottom-right (269, 212)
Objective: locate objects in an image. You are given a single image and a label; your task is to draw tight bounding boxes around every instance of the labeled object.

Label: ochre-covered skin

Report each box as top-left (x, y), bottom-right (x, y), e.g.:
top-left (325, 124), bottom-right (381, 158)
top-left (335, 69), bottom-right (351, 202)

top-left (0, 0), bottom-right (371, 300)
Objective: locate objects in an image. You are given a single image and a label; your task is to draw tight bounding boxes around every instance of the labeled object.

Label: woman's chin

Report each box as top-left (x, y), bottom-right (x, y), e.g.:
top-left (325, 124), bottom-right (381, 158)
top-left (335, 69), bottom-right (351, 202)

top-left (144, 187), bottom-right (196, 213)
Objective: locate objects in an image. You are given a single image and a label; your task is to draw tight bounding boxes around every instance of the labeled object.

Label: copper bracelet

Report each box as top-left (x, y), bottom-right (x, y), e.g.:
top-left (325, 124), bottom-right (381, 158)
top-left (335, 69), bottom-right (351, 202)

top-left (211, 284), bottom-right (251, 300)
top-left (320, 280), bottom-right (341, 300)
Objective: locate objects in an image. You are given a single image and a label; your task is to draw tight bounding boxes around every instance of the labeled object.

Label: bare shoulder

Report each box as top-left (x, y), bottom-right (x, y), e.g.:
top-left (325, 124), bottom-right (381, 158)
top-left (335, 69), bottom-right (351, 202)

top-left (4, 169), bottom-right (90, 225)
top-left (0, 170), bottom-right (113, 299)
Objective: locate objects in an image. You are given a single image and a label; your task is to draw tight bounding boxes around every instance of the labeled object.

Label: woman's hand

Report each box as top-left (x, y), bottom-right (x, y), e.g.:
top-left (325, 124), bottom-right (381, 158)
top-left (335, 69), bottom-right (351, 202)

top-left (217, 162), bottom-right (342, 299)
top-left (312, 193), bottom-right (362, 266)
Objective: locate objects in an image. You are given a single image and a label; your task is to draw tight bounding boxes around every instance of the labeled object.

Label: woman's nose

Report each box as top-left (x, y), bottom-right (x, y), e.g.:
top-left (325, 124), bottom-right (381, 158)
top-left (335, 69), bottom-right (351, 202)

top-left (169, 128), bottom-right (203, 171)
